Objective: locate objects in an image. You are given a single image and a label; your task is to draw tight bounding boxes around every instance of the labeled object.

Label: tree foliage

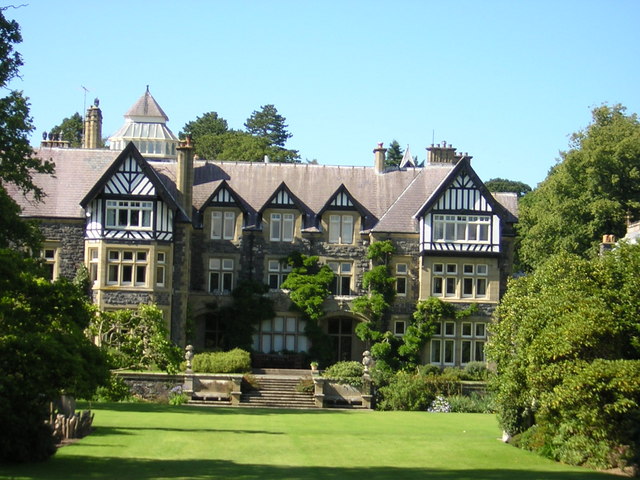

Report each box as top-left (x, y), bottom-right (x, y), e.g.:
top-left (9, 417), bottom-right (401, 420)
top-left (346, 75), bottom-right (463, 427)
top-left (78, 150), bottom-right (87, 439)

top-left (385, 140), bottom-right (404, 168)
top-left (280, 252), bottom-right (334, 365)
top-left (0, 250), bottom-right (109, 462)
top-left (517, 104), bottom-right (640, 270)
top-left (49, 112), bottom-right (83, 147)
top-left (90, 304), bottom-right (181, 374)
top-left (484, 178), bottom-right (532, 197)
top-left (486, 244), bottom-right (640, 469)
top-left (244, 104), bottom-right (292, 148)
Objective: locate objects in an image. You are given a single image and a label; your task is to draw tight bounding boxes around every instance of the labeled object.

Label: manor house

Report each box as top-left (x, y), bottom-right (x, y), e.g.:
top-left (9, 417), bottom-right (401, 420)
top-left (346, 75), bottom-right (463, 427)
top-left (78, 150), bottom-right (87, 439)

top-left (11, 90), bottom-right (518, 367)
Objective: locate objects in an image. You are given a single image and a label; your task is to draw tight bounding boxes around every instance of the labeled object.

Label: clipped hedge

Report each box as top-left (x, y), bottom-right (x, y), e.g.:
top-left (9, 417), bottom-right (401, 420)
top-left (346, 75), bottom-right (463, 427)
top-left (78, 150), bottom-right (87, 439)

top-left (191, 348), bottom-right (251, 373)
top-left (322, 361), bottom-right (364, 387)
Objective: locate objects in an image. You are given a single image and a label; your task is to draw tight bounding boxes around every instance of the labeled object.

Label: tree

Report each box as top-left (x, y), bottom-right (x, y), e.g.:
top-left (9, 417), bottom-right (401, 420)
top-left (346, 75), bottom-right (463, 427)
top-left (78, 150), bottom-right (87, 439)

top-left (0, 9), bottom-right (54, 211)
top-left (49, 112), bottom-right (83, 147)
top-left (216, 130), bottom-right (270, 162)
top-left (385, 140), bottom-right (404, 168)
top-left (486, 245), bottom-right (640, 470)
top-left (517, 104), bottom-right (640, 270)
top-left (245, 104), bottom-right (292, 148)
top-left (0, 10), bottom-right (108, 461)
top-left (484, 178), bottom-right (532, 197)
top-left (0, 250), bottom-right (109, 462)
top-left (180, 111), bottom-right (229, 159)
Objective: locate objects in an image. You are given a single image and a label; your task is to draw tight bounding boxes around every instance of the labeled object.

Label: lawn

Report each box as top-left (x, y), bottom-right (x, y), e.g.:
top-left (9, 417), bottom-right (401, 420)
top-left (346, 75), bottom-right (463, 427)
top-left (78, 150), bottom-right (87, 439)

top-left (0, 403), bottom-right (619, 480)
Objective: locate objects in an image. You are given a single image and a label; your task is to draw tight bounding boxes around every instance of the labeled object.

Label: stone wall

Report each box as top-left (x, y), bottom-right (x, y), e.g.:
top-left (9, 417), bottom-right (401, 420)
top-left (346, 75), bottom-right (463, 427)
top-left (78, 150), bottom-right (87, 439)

top-left (40, 220), bottom-right (85, 280)
top-left (117, 372), bottom-right (185, 401)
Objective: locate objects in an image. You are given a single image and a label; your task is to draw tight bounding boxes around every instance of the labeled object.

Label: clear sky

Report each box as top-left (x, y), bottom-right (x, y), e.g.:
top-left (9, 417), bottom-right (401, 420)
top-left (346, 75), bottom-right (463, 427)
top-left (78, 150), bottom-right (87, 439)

top-left (6, 0), bottom-right (640, 188)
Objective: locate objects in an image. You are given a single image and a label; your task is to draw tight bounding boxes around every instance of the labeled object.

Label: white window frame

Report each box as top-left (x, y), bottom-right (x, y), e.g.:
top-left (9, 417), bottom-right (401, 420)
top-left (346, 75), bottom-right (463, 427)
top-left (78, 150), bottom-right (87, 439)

top-left (156, 251), bottom-right (166, 287)
top-left (328, 214), bottom-right (354, 244)
top-left (208, 257), bottom-right (234, 294)
top-left (433, 214), bottom-right (490, 243)
top-left (253, 316), bottom-right (308, 353)
top-left (395, 263), bottom-right (408, 296)
top-left (328, 261), bottom-right (353, 296)
top-left (269, 212), bottom-right (295, 242)
top-left (267, 259), bottom-right (292, 289)
top-left (106, 248), bottom-right (149, 287)
top-left (394, 320), bottom-right (406, 336)
top-left (106, 200), bottom-right (153, 230)
top-left (211, 211), bottom-right (236, 240)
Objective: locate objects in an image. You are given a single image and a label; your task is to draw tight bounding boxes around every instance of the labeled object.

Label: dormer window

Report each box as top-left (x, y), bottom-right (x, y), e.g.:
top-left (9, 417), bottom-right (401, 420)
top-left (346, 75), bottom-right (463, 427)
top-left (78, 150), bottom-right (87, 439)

top-left (106, 200), bottom-right (153, 229)
top-left (270, 213), bottom-right (295, 242)
top-left (328, 214), bottom-right (354, 244)
top-left (211, 211), bottom-right (236, 240)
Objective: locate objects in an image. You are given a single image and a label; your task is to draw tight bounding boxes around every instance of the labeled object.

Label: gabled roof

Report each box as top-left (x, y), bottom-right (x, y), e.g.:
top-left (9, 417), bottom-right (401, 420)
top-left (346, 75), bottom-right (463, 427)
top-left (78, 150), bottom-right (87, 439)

top-left (199, 180), bottom-right (249, 214)
top-left (399, 145), bottom-right (416, 168)
top-left (79, 142), bottom-right (188, 220)
top-left (413, 158), bottom-right (518, 223)
top-left (258, 182), bottom-right (310, 216)
top-left (318, 184), bottom-right (371, 221)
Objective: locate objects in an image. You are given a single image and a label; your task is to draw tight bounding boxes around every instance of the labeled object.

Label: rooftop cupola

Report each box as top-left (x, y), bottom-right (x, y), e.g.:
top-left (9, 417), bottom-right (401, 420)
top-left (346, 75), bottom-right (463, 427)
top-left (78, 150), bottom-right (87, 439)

top-left (108, 86), bottom-right (179, 159)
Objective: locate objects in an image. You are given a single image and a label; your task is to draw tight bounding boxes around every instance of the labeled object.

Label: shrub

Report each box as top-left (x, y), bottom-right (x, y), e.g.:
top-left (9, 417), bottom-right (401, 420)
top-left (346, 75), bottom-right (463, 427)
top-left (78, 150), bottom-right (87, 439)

top-left (463, 361), bottom-right (489, 381)
top-left (441, 366), bottom-right (464, 381)
top-left (446, 392), bottom-right (495, 413)
top-left (322, 361), bottom-right (364, 387)
top-left (167, 385), bottom-right (189, 406)
top-left (91, 374), bottom-right (132, 402)
top-left (378, 371), bottom-right (435, 411)
top-left (191, 348), bottom-right (251, 373)
top-left (416, 364), bottom-right (441, 376)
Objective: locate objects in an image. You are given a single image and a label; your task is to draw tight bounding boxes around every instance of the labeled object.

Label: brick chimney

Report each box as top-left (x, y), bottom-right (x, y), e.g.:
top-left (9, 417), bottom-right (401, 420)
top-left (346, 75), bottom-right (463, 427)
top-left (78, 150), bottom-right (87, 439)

top-left (426, 141), bottom-right (471, 165)
top-left (373, 142), bottom-right (387, 173)
top-left (83, 99), bottom-right (103, 149)
top-left (176, 136), bottom-right (194, 219)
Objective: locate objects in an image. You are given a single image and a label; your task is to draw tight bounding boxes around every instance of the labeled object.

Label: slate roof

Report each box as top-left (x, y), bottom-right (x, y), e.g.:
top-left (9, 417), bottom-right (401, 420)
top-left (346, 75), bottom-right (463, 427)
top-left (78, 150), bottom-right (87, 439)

top-left (124, 88), bottom-right (170, 122)
top-left (11, 146), bottom-right (518, 233)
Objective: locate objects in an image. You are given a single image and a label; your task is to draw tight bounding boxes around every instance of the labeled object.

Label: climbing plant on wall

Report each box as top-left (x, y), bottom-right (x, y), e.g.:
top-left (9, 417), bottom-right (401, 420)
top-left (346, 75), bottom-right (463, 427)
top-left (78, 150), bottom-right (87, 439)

top-left (280, 251), bottom-right (334, 366)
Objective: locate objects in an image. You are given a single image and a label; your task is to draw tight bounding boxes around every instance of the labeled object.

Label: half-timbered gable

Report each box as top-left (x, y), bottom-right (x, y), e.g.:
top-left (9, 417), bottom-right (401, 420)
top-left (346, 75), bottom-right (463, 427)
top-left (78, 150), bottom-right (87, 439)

top-left (81, 143), bottom-right (182, 242)
top-left (415, 159), bottom-right (516, 255)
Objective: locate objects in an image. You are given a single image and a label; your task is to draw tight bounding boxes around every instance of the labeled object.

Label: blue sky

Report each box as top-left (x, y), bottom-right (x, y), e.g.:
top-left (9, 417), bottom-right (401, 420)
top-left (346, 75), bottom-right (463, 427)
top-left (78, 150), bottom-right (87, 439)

top-left (6, 0), bottom-right (640, 187)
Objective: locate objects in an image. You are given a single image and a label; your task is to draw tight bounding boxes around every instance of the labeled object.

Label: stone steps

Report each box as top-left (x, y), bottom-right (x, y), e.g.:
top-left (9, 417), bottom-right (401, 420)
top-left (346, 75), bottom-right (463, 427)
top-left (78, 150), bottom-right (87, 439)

top-left (240, 374), bottom-right (316, 409)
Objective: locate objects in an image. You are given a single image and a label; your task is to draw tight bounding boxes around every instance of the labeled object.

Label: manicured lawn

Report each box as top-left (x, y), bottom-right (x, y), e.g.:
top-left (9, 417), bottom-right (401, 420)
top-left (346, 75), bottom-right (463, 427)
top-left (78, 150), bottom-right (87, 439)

top-left (0, 403), bottom-right (619, 480)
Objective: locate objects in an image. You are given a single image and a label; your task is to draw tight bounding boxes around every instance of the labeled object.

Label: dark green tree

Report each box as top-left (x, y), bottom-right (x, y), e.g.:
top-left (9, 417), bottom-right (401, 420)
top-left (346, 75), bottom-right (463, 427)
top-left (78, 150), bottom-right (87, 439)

top-left (245, 104), bottom-right (292, 148)
top-left (487, 245), bottom-right (640, 470)
top-left (180, 111), bottom-right (229, 159)
top-left (49, 112), bottom-right (83, 147)
top-left (517, 104), bottom-right (640, 271)
top-left (484, 178), bottom-right (532, 197)
top-left (0, 9), bottom-right (108, 462)
top-left (0, 250), bottom-right (109, 462)
top-left (385, 140), bottom-right (404, 168)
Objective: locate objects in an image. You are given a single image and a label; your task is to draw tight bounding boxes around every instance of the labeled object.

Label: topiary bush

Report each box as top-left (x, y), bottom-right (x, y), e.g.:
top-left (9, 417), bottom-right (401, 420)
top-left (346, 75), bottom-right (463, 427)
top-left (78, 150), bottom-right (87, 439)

top-left (192, 348), bottom-right (251, 373)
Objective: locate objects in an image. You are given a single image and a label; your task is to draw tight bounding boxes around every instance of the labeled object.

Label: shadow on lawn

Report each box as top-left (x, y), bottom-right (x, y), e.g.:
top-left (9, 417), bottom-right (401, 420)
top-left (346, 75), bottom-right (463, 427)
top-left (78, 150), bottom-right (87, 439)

top-left (0, 456), bottom-right (620, 480)
top-left (83, 402), bottom-right (362, 416)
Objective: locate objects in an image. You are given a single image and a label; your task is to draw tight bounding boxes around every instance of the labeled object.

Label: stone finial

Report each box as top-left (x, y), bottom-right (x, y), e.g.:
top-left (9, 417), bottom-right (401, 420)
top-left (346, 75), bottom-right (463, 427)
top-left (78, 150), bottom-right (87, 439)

top-left (185, 345), bottom-right (194, 373)
top-left (362, 350), bottom-right (374, 375)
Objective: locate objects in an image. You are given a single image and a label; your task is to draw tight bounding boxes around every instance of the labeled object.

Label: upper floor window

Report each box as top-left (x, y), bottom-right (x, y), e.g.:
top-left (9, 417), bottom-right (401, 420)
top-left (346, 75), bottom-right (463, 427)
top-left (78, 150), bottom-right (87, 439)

top-left (40, 246), bottom-right (59, 280)
top-left (270, 213), bottom-right (294, 242)
top-left (209, 257), bottom-right (234, 295)
top-left (433, 262), bottom-right (489, 299)
top-left (395, 263), bottom-right (408, 296)
top-left (433, 214), bottom-right (490, 243)
top-left (211, 211), bottom-right (236, 240)
top-left (328, 214), bottom-right (354, 244)
top-left (107, 249), bottom-right (148, 287)
top-left (156, 252), bottom-right (167, 287)
top-left (267, 259), bottom-right (292, 289)
top-left (106, 200), bottom-right (153, 230)
top-left (328, 261), bottom-right (353, 295)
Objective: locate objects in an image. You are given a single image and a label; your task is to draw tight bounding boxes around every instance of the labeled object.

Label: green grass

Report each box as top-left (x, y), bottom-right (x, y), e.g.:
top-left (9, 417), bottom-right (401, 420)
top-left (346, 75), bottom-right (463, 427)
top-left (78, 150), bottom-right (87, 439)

top-left (0, 403), bottom-right (619, 480)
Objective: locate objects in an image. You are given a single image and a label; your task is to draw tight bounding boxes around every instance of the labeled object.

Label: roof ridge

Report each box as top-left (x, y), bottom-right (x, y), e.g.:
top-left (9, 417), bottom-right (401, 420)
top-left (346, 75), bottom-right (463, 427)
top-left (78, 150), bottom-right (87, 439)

top-left (375, 169), bottom-right (426, 225)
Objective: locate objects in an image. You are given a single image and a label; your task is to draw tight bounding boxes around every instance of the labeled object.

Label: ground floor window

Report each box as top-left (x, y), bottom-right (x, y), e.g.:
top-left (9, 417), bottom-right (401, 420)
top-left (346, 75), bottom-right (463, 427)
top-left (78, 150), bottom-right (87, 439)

top-left (430, 320), bottom-right (488, 366)
top-left (253, 316), bottom-right (308, 353)
top-left (107, 249), bottom-right (148, 286)
top-left (40, 245), bottom-right (59, 280)
top-left (328, 317), bottom-right (353, 362)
